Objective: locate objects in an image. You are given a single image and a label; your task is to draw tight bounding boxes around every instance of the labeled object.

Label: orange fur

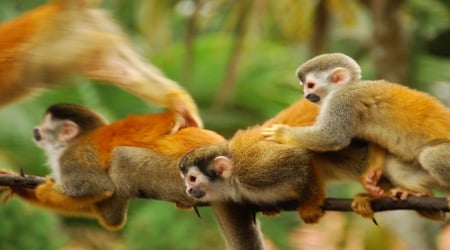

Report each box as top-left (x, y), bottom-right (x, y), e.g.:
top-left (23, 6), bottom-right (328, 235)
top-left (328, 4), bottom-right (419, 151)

top-left (85, 112), bottom-right (223, 167)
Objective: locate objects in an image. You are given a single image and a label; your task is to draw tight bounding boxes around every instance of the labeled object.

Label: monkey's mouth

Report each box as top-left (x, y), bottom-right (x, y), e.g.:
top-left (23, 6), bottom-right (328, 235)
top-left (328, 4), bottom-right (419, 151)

top-left (305, 93), bottom-right (321, 103)
top-left (187, 187), bottom-right (206, 199)
top-left (33, 128), bottom-right (42, 141)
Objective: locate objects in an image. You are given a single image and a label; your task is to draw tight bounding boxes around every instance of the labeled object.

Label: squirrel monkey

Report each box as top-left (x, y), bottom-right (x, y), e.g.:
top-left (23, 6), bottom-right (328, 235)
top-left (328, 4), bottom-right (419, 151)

top-left (3, 103), bottom-right (223, 231)
top-left (0, 0), bottom-right (202, 128)
top-left (178, 99), bottom-right (398, 224)
top-left (263, 53), bottom-right (450, 201)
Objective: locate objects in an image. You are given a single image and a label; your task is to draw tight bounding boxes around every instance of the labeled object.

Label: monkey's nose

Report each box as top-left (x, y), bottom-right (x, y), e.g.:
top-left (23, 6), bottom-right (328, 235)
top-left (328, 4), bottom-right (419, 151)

top-left (188, 187), bottom-right (205, 199)
top-left (33, 128), bottom-right (42, 141)
top-left (305, 93), bottom-right (321, 103)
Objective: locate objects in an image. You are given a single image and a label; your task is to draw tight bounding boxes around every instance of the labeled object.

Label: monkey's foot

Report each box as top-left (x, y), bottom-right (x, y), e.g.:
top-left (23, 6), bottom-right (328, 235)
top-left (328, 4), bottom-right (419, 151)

top-left (361, 169), bottom-right (384, 198)
top-left (351, 193), bottom-right (374, 218)
top-left (297, 207), bottom-right (324, 224)
top-left (389, 188), bottom-right (428, 200)
top-left (175, 202), bottom-right (193, 210)
top-left (262, 124), bottom-right (292, 144)
top-left (261, 210), bottom-right (281, 217)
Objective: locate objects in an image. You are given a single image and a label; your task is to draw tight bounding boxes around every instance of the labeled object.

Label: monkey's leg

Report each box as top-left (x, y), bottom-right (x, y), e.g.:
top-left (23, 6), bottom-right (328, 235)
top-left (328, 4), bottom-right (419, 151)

top-left (35, 180), bottom-right (113, 210)
top-left (92, 194), bottom-right (128, 231)
top-left (296, 183), bottom-right (326, 224)
top-left (361, 144), bottom-right (386, 198)
top-left (418, 143), bottom-right (450, 187)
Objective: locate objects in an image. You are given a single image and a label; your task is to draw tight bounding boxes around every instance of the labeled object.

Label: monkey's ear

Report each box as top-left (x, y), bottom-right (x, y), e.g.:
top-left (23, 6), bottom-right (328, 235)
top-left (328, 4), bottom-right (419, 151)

top-left (213, 156), bottom-right (233, 179)
top-left (58, 121), bottom-right (80, 141)
top-left (330, 67), bottom-right (351, 85)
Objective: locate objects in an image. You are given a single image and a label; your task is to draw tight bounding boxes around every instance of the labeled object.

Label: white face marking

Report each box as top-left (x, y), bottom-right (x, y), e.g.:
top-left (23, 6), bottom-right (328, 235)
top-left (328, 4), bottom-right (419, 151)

top-left (33, 114), bottom-right (72, 183)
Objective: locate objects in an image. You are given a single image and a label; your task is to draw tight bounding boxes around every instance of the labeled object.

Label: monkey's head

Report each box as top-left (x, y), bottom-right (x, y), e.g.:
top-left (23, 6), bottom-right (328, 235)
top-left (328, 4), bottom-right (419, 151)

top-left (296, 53), bottom-right (361, 105)
top-left (33, 103), bottom-right (107, 152)
top-left (178, 143), bottom-right (235, 202)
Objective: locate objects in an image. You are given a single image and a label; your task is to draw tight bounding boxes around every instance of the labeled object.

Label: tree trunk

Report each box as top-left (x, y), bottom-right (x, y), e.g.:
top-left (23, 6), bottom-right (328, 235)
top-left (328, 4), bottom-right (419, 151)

top-left (309, 0), bottom-right (330, 57)
top-left (212, 0), bottom-right (253, 111)
top-left (367, 0), bottom-right (409, 84)
top-left (182, 0), bottom-right (203, 86)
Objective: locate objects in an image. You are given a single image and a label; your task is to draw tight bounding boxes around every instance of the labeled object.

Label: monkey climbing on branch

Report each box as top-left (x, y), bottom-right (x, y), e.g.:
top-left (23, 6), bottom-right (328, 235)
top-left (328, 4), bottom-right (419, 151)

top-left (0, 103), bottom-right (223, 231)
top-left (0, 0), bottom-right (202, 128)
top-left (263, 53), bottom-right (450, 211)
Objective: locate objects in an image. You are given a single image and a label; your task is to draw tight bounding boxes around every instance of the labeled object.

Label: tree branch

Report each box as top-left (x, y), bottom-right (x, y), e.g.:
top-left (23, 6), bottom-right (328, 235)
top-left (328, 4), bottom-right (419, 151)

top-left (0, 172), bottom-right (45, 189)
top-left (0, 173), bottom-right (448, 213)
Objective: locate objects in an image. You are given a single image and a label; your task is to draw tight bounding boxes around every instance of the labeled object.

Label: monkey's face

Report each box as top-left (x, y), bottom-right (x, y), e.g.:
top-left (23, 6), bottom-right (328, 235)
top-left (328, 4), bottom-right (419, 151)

top-left (33, 114), bottom-right (79, 152)
top-left (301, 72), bottom-right (329, 104)
top-left (179, 159), bottom-right (235, 202)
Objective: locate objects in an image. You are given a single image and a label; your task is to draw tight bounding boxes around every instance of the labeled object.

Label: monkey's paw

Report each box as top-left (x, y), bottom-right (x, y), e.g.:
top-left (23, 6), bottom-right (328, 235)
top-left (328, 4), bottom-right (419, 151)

top-left (389, 188), bottom-right (428, 201)
top-left (262, 124), bottom-right (292, 144)
top-left (361, 169), bottom-right (384, 198)
top-left (297, 208), bottom-right (324, 224)
top-left (351, 193), bottom-right (374, 218)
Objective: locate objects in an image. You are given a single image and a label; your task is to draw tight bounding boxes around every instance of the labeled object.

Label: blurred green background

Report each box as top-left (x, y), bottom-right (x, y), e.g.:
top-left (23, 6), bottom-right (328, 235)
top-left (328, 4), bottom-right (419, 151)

top-left (0, 0), bottom-right (449, 249)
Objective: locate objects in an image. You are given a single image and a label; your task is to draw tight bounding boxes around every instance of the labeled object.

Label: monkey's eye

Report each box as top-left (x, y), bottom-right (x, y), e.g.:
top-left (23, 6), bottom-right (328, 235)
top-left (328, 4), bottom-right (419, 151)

top-left (189, 176), bottom-right (197, 182)
top-left (306, 82), bottom-right (315, 89)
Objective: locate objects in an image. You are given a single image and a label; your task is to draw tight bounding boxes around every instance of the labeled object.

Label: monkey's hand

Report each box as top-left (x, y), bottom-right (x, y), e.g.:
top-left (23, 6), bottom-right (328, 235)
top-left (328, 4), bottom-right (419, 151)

top-left (168, 89), bottom-right (203, 131)
top-left (351, 193), bottom-right (375, 218)
top-left (262, 124), bottom-right (297, 145)
top-left (361, 169), bottom-right (384, 198)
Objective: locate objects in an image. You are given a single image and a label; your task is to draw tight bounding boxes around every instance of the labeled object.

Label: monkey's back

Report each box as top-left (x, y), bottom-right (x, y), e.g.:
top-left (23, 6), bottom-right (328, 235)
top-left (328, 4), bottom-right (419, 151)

top-left (342, 80), bottom-right (450, 159)
top-left (86, 112), bottom-right (225, 167)
top-left (229, 126), bottom-right (317, 202)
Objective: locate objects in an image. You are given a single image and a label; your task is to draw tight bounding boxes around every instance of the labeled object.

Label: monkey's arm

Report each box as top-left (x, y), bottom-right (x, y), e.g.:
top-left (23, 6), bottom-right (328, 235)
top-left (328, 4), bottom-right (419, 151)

top-left (262, 100), bottom-right (357, 151)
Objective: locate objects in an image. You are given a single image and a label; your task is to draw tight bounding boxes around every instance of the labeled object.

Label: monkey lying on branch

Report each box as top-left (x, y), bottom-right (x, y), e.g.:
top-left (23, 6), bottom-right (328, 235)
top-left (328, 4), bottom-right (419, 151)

top-left (0, 103), bottom-right (271, 250)
top-left (0, 103), bottom-right (220, 231)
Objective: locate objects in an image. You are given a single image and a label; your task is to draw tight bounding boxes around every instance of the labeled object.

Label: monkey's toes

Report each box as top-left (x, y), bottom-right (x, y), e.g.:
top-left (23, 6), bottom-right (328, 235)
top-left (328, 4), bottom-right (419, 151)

top-left (351, 193), bottom-right (375, 218)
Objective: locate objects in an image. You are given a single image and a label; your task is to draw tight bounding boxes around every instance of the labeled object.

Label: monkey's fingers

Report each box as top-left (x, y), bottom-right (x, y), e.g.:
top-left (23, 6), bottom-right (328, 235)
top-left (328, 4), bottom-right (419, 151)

top-left (262, 124), bottom-right (290, 142)
top-left (0, 189), bottom-right (13, 204)
top-left (351, 193), bottom-right (375, 218)
top-left (389, 188), bottom-right (429, 201)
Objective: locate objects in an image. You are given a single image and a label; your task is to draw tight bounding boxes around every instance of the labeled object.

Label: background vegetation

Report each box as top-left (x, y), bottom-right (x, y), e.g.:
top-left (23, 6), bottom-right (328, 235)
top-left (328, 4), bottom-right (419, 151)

top-left (0, 0), bottom-right (449, 249)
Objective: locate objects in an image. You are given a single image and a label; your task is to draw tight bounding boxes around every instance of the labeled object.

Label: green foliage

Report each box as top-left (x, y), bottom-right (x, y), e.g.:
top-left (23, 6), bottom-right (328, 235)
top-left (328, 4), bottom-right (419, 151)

top-left (123, 201), bottom-right (224, 250)
top-left (0, 200), bottom-right (66, 250)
